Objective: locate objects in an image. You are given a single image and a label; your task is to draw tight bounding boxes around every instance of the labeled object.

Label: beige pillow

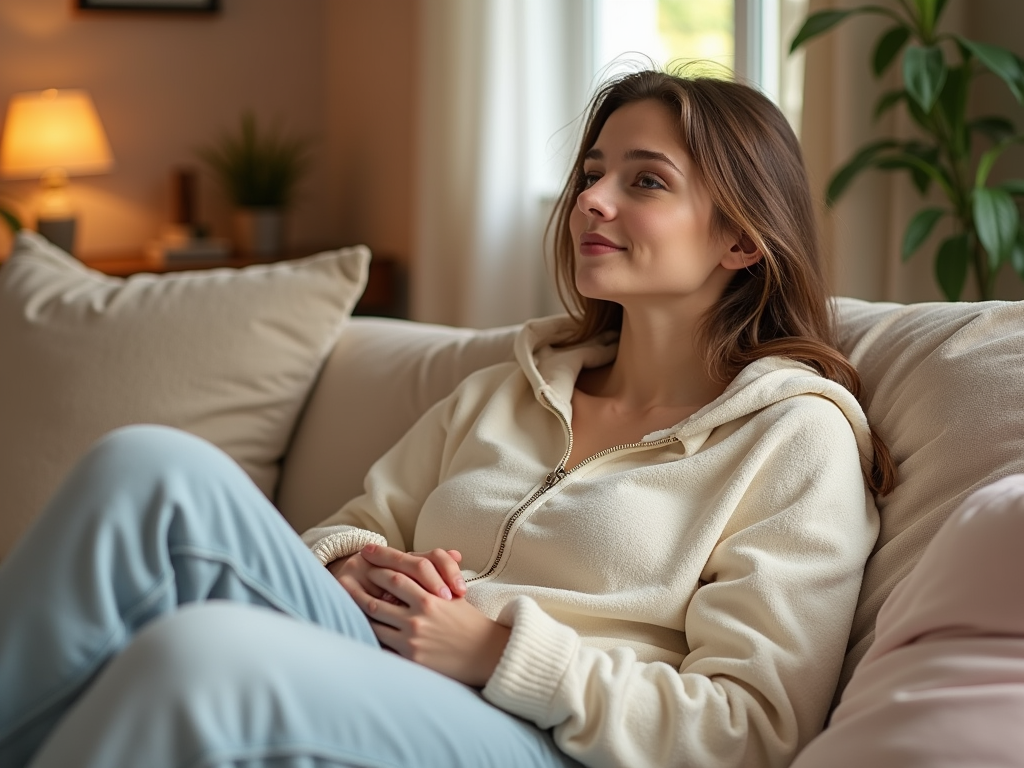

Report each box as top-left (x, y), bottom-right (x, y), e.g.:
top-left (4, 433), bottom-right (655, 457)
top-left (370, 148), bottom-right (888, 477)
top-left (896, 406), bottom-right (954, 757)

top-left (834, 296), bottom-right (1024, 690)
top-left (0, 231), bottom-right (369, 560)
top-left (277, 317), bottom-right (519, 534)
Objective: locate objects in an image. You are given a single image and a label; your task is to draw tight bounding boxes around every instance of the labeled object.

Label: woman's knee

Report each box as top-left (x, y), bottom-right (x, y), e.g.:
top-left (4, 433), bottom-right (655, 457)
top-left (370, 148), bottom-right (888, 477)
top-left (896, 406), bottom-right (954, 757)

top-left (83, 425), bottom-right (232, 483)
top-left (60, 425), bottom-right (252, 519)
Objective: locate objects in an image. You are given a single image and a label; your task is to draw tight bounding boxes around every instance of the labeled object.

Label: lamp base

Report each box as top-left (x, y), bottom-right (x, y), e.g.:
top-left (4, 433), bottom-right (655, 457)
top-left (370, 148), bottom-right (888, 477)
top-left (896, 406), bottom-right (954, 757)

top-left (37, 216), bottom-right (76, 256)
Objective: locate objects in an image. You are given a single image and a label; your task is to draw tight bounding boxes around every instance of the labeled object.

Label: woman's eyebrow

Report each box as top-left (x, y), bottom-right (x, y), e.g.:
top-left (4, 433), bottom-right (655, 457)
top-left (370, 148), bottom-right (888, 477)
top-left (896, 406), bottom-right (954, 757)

top-left (583, 147), bottom-right (681, 173)
top-left (624, 148), bottom-right (681, 173)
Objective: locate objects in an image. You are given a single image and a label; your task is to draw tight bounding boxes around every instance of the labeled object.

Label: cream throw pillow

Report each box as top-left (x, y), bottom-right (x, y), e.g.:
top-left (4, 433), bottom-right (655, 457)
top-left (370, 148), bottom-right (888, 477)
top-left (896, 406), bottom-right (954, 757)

top-left (834, 296), bottom-right (1024, 691)
top-left (0, 232), bottom-right (369, 560)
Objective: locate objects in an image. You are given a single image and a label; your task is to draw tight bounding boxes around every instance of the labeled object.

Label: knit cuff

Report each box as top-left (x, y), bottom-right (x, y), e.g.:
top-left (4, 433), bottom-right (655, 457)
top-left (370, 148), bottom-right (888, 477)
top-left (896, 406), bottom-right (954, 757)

top-left (482, 595), bottom-right (579, 727)
top-left (300, 525), bottom-right (388, 565)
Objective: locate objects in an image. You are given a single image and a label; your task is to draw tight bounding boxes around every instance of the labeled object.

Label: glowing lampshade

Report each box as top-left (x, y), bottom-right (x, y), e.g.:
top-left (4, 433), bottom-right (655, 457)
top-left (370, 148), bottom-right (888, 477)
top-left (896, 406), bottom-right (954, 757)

top-left (0, 89), bottom-right (114, 255)
top-left (1, 89), bottom-right (113, 179)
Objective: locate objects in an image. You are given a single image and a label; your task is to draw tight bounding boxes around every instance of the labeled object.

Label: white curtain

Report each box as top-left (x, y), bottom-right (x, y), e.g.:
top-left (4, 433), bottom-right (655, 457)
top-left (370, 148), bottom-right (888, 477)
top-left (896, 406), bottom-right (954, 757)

top-left (412, 0), bottom-right (592, 328)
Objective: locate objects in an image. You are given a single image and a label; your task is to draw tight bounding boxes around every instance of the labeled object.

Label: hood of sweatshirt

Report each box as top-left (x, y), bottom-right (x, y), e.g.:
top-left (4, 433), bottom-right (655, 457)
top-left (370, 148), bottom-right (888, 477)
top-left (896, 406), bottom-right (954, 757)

top-left (514, 314), bottom-right (875, 474)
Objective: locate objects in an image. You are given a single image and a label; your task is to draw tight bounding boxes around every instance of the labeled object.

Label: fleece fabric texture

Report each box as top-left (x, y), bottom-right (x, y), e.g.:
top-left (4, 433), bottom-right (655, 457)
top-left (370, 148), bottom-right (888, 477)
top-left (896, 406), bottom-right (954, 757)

top-left (302, 315), bottom-right (880, 768)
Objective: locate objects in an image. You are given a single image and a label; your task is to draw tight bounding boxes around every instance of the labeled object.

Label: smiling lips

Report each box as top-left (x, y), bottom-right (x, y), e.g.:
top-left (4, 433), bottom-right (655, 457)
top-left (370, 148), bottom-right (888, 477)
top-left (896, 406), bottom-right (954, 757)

top-left (579, 233), bottom-right (625, 256)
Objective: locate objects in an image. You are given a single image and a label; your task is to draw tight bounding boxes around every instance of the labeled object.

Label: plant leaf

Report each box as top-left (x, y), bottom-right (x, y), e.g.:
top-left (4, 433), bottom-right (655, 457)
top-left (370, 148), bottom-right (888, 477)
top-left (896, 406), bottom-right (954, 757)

top-left (936, 64), bottom-right (970, 158)
top-left (826, 140), bottom-right (900, 205)
top-left (973, 187), bottom-right (1019, 270)
top-left (970, 116), bottom-right (1017, 144)
top-left (1012, 228), bottom-right (1024, 280)
top-left (904, 142), bottom-right (943, 194)
top-left (874, 146), bottom-right (950, 197)
top-left (998, 179), bottom-right (1024, 197)
top-left (957, 37), bottom-right (1024, 103)
top-left (873, 26), bottom-right (911, 76)
top-left (905, 89), bottom-right (933, 133)
top-left (903, 45), bottom-right (947, 113)
top-left (874, 89), bottom-right (905, 120)
top-left (975, 133), bottom-right (1024, 189)
top-left (789, 6), bottom-right (897, 52)
top-left (902, 207), bottom-right (945, 261)
top-left (913, 0), bottom-right (945, 36)
top-left (935, 233), bottom-right (970, 300)
top-left (0, 205), bottom-right (21, 233)
top-left (790, 10), bottom-right (855, 52)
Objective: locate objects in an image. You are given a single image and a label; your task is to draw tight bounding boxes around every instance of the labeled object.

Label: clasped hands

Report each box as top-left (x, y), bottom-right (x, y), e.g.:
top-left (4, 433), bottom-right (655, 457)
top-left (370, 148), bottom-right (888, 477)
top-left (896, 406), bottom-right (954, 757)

top-left (328, 544), bottom-right (510, 688)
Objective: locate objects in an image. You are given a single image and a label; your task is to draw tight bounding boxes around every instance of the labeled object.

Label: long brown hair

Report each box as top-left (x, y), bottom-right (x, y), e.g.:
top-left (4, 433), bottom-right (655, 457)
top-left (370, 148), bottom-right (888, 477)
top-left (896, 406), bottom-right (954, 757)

top-left (548, 69), bottom-right (896, 495)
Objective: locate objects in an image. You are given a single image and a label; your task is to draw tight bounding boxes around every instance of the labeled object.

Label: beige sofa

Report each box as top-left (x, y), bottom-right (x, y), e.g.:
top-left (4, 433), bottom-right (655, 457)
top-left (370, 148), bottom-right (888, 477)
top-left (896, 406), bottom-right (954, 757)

top-left (1, 231), bottom-right (1023, 712)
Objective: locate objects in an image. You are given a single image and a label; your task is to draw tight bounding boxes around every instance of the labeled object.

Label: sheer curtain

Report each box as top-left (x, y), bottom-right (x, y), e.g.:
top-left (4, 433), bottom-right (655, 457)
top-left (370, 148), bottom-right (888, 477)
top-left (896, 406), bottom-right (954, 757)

top-left (412, 0), bottom-right (592, 328)
top-left (412, 0), bottom-right (826, 327)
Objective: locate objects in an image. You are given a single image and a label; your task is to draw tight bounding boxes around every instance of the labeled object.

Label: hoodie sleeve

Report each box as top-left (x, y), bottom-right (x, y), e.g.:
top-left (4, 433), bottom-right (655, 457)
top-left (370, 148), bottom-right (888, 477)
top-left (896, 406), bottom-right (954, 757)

top-left (482, 395), bottom-right (879, 768)
top-left (301, 361), bottom-right (521, 564)
top-left (301, 394), bottom-right (458, 564)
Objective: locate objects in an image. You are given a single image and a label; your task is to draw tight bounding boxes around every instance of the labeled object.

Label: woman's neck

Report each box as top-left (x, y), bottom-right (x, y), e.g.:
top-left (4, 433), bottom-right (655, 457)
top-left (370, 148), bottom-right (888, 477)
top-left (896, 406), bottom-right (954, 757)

top-left (585, 305), bottom-right (727, 412)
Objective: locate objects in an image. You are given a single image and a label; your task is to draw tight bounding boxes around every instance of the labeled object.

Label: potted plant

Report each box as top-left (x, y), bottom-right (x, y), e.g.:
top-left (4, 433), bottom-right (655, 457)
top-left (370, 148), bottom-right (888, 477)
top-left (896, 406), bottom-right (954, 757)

top-left (791, 0), bottom-right (1024, 300)
top-left (198, 112), bottom-right (310, 258)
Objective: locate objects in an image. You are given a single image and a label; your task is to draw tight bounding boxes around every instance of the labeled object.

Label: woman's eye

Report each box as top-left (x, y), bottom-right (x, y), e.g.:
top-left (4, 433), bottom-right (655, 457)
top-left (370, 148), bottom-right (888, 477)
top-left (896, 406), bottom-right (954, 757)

top-left (581, 172), bottom-right (600, 189)
top-left (637, 174), bottom-right (666, 190)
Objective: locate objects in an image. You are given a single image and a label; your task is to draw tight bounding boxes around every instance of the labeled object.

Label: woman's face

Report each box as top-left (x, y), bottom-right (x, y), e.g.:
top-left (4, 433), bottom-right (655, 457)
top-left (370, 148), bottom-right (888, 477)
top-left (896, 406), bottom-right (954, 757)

top-left (569, 99), bottom-right (740, 311)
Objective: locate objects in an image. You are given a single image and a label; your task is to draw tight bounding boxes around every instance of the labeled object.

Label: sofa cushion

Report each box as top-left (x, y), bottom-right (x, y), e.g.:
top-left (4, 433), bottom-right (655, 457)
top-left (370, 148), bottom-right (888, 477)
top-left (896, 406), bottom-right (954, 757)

top-left (276, 317), bottom-right (519, 534)
top-left (833, 297), bottom-right (1024, 691)
top-left (0, 231), bottom-right (369, 560)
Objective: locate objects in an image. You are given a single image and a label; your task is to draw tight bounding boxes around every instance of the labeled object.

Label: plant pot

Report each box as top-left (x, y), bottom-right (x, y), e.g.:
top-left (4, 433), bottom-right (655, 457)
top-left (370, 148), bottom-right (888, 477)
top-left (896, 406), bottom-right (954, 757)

top-left (234, 207), bottom-right (284, 258)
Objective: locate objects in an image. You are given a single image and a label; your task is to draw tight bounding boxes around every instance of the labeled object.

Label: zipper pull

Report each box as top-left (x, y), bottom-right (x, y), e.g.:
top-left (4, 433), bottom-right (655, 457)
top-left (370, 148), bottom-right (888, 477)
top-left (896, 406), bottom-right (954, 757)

top-left (543, 467), bottom-right (567, 491)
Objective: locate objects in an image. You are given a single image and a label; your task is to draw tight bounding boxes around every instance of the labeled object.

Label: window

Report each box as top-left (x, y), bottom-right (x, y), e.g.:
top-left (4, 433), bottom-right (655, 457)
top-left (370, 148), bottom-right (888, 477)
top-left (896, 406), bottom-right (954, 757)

top-left (590, 0), bottom-right (808, 134)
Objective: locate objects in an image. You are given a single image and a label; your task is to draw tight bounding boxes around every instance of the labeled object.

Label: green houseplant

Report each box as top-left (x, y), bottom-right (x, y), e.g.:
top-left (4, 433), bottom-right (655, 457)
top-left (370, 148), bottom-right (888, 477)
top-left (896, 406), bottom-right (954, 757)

top-left (198, 112), bottom-right (310, 257)
top-left (791, 0), bottom-right (1024, 300)
top-left (1, 201), bottom-right (22, 263)
top-left (1, 202), bottom-right (21, 236)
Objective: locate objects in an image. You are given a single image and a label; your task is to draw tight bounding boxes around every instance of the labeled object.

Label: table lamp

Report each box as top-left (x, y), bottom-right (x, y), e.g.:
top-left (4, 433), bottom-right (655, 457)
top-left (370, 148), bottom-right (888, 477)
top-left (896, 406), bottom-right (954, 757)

top-left (0, 88), bottom-right (114, 255)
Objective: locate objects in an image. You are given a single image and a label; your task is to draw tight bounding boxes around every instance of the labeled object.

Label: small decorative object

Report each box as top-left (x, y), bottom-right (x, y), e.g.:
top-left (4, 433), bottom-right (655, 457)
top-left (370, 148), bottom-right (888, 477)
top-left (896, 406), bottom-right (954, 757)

top-left (146, 167), bottom-right (229, 265)
top-left (197, 113), bottom-right (310, 259)
top-left (791, 0), bottom-right (1024, 300)
top-left (0, 88), bottom-right (114, 256)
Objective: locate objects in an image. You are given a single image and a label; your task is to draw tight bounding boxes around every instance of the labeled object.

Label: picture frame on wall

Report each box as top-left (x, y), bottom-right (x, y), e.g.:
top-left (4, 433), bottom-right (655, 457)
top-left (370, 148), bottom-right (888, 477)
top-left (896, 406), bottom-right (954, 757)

top-left (77, 0), bottom-right (219, 11)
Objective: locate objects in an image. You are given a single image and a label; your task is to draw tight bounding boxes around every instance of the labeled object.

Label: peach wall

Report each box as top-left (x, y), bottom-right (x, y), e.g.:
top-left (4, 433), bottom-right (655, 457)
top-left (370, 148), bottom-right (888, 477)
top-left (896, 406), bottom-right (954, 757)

top-left (0, 0), bottom-right (417, 266)
top-left (324, 1), bottom-right (418, 265)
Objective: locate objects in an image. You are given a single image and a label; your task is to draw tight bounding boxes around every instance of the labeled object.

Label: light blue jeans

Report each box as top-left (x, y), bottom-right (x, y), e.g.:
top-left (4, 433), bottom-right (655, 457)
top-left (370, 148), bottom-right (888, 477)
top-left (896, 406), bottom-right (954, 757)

top-left (0, 425), bottom-right (578, 768)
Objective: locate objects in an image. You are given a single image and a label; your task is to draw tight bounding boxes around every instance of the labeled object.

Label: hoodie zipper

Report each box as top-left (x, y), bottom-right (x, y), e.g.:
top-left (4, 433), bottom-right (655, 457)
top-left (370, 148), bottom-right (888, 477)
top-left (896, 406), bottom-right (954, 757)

top-left (465, 391), bottom-right (677, 584)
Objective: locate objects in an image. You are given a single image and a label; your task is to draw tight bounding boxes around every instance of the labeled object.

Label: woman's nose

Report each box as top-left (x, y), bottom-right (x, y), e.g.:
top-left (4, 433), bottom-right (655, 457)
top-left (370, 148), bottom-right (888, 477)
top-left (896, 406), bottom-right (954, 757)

top-left (577, 179), bottom-right (614, 219)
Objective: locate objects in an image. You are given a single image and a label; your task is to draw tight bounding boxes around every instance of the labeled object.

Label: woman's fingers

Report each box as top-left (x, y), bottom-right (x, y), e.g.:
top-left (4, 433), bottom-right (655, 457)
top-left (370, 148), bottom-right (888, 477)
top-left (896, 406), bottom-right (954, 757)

top-left (366, 565), bottom-right (431, 612)
top-left (327, 553), bottom-right (391, 602)
top-left (420, 548), bottom-right (468, 597)
top-left (360, 544), bottom-right (465, 599)
top-left (345, 571), bottom-right (408, 627)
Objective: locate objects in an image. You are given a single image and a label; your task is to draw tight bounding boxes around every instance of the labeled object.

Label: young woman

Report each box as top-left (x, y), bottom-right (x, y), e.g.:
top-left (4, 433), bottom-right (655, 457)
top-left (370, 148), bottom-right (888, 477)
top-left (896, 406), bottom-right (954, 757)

top-left (0, 70), bottom-right (895, 768)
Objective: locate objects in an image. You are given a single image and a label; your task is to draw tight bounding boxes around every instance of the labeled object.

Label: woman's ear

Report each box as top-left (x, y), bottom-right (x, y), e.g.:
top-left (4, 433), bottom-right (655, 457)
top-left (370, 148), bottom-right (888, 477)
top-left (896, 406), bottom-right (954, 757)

top-left (722, 232), bottom-right (763, 270)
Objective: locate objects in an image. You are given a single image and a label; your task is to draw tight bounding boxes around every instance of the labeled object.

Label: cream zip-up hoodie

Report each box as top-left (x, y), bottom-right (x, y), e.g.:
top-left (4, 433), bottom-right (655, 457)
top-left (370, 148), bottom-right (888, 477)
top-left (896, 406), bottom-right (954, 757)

top-left (303, 316), bottom-right (879, 768)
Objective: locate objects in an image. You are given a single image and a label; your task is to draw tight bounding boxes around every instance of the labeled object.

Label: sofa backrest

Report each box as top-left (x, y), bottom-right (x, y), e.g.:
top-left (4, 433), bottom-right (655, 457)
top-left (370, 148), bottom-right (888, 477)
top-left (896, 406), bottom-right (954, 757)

top-left (277, 298), bottom-right (1024, 689)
